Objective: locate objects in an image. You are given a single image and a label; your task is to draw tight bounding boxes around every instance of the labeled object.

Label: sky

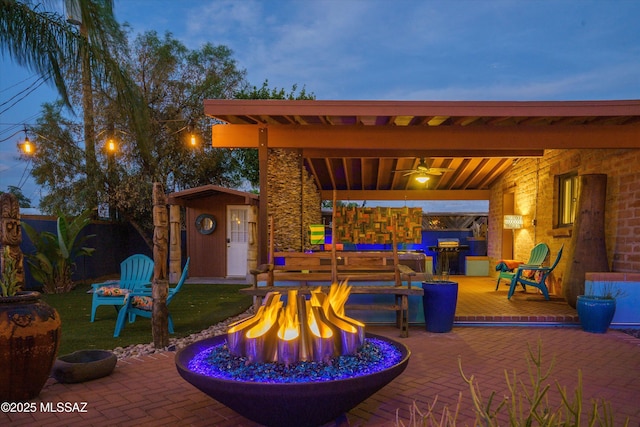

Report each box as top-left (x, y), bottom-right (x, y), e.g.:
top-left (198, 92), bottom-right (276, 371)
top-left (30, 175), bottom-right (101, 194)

top-left (1, 0), bottom-right (639, 213)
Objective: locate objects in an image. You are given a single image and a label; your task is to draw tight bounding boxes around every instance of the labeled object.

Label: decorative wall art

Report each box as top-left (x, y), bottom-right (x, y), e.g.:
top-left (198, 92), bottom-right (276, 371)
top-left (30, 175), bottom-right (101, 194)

top-left (333, 207), bottom-right (422, 244)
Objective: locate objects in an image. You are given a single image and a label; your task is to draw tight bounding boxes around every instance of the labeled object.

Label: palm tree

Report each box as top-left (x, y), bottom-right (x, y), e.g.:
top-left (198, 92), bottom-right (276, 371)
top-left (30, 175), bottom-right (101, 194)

top-left (0, 0), bottom-right (150, 211)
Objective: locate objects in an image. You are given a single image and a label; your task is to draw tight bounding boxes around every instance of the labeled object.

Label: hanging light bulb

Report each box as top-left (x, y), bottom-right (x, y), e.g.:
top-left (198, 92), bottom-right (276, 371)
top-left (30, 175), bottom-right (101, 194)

top-left (107, 138), bottom-right (117, 153)
top-left (190, 133), bottom-right (197, 147)
top-left (19, 126), bottom-right (34, 155)
top-left (21, 136), bottom-right (33, 154)
top-left (415, 174), bottom-right (429, 184)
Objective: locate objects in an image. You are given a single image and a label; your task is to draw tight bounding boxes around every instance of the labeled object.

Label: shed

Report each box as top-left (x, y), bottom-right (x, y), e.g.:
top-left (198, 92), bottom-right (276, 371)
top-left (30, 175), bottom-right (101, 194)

top-left (168, 185), bottom-right (259, 279)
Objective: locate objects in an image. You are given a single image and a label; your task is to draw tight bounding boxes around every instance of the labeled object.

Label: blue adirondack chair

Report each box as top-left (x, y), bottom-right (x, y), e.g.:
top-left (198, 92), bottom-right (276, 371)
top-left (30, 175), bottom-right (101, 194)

top-left (507, 245), bottom-right (564, 301)
top-left (495, 242), bottom-right (549, 290)
top-left (113, 258), bottom-right (190, 337)
top-left (90, 254), bottom-right (154, 322)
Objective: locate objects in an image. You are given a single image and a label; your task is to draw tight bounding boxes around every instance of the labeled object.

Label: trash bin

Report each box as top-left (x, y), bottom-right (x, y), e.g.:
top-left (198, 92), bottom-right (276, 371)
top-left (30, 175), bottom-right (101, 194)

top-left (421, 281), bottom-right (458, 333)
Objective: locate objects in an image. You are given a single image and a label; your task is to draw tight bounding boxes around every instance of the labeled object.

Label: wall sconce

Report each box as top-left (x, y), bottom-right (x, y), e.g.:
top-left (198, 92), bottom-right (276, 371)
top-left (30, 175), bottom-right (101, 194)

top-left (503, 215), bottom-right (524, 230)
top-left (415, 174), bottom-right (429, 184)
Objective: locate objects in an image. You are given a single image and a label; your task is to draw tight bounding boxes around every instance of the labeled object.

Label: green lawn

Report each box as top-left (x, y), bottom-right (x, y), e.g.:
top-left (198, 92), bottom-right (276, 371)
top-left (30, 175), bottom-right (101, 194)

top-left (41, 282), bottom-right (253, 356)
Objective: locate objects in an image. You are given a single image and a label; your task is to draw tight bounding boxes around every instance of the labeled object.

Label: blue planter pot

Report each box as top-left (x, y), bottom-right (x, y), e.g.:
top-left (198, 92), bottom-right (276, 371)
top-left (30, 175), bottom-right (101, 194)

top-left (421, 281), bottom-right (458, 333)
top-left (576, 295), bottom-right (616, 333)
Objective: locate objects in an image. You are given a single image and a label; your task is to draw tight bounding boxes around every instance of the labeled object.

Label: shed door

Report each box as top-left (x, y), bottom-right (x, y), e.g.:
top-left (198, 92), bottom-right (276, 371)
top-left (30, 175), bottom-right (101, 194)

top-left (226, 206), bottom-right (248, 277)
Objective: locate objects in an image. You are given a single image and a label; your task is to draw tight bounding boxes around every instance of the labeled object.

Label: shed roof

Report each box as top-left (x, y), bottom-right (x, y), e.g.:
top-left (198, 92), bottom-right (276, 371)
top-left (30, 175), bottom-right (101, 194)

top-left (168, 184), bottom-right (258, 205)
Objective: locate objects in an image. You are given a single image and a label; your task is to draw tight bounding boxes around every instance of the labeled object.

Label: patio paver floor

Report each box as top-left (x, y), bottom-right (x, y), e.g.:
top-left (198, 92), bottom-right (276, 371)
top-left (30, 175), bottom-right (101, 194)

top-left (3, 276), bottom-right (639, 426)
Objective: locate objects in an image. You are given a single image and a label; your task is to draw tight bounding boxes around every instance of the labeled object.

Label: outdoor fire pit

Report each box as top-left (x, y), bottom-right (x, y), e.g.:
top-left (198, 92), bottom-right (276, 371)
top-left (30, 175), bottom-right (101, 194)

top-left (175, 283), bottom-right (410, 427)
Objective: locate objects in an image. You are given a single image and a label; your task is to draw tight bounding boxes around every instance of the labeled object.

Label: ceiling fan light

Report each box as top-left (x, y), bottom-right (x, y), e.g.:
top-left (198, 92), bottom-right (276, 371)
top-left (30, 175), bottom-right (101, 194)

top-left (415, 175), bottom-right (429, 184)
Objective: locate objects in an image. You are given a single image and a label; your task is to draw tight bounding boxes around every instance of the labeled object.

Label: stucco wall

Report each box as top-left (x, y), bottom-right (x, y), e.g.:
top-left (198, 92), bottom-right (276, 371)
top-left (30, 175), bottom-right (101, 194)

top-left (489, 148), bottom-right (640, 291)
top-left (267, 148), bottom-right (322, 251)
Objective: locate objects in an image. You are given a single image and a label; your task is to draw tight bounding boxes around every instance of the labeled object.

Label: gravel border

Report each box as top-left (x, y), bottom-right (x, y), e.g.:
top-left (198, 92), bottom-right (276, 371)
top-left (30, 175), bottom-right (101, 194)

top-left (112, 307), bottom-right (255, 359)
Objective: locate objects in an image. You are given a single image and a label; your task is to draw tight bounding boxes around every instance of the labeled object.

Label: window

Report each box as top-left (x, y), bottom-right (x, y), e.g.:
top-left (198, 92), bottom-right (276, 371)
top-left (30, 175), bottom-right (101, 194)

top-left (558, 173), bottom-right (579, 227)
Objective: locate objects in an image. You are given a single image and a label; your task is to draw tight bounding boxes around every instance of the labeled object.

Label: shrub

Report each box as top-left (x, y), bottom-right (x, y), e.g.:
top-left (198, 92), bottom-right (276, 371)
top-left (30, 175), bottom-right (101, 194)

top-left (396, 340), bottom-right (628, 426)
top-left (22, 210), bottom-right (95, 293)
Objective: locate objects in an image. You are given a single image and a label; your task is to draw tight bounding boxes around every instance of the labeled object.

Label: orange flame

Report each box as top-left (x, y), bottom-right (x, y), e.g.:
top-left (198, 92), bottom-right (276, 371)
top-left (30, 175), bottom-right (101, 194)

top-left (227, 281), bottom-right (364, 363)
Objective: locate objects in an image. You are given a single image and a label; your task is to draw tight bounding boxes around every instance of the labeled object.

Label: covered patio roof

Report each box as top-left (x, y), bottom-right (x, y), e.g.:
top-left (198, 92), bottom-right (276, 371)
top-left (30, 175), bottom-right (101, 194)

top-left (204, 99), bottom-right (640, 201)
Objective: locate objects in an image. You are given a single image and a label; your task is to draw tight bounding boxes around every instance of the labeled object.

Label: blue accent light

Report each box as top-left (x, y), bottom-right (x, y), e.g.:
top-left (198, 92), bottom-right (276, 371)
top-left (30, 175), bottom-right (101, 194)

top-left (187, 338), bottom-right (402, 384)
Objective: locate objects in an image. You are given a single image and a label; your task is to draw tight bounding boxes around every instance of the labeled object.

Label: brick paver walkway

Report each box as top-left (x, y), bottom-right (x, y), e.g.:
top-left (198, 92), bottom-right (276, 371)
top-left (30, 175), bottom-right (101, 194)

top-left (3, 277), bottom-right (639, 426)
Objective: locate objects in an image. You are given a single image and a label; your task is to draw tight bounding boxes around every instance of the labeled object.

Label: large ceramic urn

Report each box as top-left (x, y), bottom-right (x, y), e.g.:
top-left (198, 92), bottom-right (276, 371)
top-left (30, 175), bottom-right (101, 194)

top-left (0, 291), bottom-right (61, 401)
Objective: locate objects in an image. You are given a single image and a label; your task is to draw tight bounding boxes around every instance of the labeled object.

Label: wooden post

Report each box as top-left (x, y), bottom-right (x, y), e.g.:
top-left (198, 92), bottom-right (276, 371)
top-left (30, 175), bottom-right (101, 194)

top-left (267, 215), bottom-right (274, 286)
top-left (563, 174), bottom-right (610, 308)
top-left (152, 183), bottom-right (169, 348)
top-left (258, 128), bottom-right (269, 265)
top-left (0, 193), bottom-right (24, 290)
top-left (331, 190), bottom-right (337, 284)
top-left (247, 205), bottom-right (259, 283)
top-left (391, 216), bottom-right (401, 287)
top-left (168, 205), bottom-right (181, 284)
top-left (268, 215), bottom-right (274, 266)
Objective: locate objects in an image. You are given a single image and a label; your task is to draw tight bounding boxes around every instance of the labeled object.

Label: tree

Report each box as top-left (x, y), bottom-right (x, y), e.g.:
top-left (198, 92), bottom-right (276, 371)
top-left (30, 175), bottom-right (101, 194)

top-left (1, 0), bottom-right (77, 109)
top-left (28, 102), bottom-right (88, 214)
top-left (0, 186), bottom-right (31, 208)
top-left (1, 0), bottom-right (150, 211)
top-left (233, 80), bottom-right (315, 188)
top-left (29, 31), bottom-right (249, 248)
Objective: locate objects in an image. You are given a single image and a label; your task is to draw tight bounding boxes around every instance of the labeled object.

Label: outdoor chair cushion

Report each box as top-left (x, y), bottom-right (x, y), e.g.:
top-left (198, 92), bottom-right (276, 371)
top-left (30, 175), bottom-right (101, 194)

top-left (131, 295), bottom-right (153, 311)
top-left (95, 286), bottom-right (128, 297)
top-left (113, 258), bottom-right (190, 337)
top-left (90, 254), bottom-right (154, 322)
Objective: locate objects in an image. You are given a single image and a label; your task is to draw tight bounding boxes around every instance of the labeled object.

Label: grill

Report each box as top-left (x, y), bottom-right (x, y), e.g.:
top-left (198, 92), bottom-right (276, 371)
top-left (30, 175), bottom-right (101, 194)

top-left (437, 238), bottom-right (460, 249)
top-left (428, 238), bottom-right (470, 275)
top-left (428, 238), bottom-right (468, 252)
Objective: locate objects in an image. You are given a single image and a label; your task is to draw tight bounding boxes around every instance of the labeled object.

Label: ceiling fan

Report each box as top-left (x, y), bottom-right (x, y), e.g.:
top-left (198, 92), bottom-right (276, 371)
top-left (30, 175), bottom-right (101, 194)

top-left (392, 158), bottom-right (455, 177)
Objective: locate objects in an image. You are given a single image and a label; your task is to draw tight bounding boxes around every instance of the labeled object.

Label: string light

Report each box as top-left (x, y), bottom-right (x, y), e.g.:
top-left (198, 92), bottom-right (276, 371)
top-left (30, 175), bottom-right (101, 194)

top-left (107, 138), bottom-right (117, 153)
top-left (20, 126), bottom-right (34, 155)
top-left (22, 136), bottom-right (33, 154)
top-left (13, 119), bottom-right (200, 155)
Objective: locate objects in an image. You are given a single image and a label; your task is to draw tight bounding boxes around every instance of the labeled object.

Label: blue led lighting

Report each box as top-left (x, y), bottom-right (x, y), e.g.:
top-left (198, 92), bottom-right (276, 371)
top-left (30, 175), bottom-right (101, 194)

top-left (187, 338), bottom-right (402, 384)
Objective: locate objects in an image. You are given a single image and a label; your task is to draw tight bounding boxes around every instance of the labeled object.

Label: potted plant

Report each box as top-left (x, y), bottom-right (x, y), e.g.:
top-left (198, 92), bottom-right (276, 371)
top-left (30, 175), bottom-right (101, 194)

top-left (576, 281), bottom-right (623, 333)
top-left (421, 254), bottom-right (458, 333)
top-left (467, 221), bottom-right (487, 256)
top-left (0, 244), bottom-right (62, 401)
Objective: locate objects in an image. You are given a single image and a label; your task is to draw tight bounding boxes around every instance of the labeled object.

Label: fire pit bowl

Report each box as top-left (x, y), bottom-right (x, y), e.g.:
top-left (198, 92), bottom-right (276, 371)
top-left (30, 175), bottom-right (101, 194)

top-left (175, 333), bottom-right (410, 427)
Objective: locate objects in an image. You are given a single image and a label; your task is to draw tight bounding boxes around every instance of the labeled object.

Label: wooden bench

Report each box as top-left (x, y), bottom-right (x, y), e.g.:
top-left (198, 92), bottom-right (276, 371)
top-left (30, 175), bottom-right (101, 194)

top-left (246, 250), bottom-right (425, 337)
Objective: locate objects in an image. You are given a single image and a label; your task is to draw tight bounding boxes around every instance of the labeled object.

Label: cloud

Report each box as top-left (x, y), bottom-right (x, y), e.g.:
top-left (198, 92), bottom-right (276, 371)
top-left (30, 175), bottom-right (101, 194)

top-left (379, 60), bottom-right (640, 101)
top-left (167, 0), bottom-right (640, 101)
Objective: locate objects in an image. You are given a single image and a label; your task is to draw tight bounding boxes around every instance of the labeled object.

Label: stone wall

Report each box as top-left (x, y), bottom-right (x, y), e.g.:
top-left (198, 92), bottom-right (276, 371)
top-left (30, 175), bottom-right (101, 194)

top-left (301, 164), bottom-right (323, 251)
top-left (267, 148), bottom-right (322, 252)
top-left (489, 148), bottom-right (640, 290)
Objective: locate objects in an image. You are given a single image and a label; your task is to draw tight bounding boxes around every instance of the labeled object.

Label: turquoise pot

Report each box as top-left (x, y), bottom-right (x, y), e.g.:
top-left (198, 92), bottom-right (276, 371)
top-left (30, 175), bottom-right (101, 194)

top-left (576, 295), bottom-right (616, 333)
